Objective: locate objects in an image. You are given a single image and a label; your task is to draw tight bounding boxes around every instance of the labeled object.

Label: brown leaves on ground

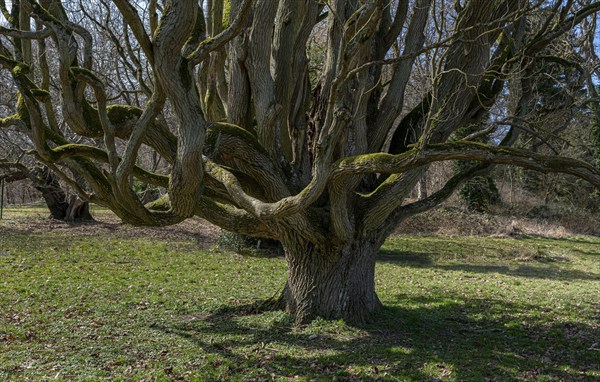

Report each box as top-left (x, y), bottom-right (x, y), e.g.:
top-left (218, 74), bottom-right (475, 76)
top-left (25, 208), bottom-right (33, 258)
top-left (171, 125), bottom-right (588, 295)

top-left (0, 212), bottom-right (220, 246)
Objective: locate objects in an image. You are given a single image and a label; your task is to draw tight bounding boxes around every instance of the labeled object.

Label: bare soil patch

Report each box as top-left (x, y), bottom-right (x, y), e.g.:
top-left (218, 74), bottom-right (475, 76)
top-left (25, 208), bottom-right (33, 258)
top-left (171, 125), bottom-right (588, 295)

top-left (0, 211), bottom-right (220, 246)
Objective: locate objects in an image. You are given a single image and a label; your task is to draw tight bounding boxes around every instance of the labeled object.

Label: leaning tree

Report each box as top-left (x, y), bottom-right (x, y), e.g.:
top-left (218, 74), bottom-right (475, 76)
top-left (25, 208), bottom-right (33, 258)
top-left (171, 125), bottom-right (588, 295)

top-left (0, 123), bottom-right (93, 220)
top-left (1, 0), bottom-right (600, 323)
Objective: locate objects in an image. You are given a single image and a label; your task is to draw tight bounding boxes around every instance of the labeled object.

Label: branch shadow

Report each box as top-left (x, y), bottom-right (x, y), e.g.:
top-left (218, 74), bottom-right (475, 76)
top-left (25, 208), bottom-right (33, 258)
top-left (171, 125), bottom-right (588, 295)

top-left (377, 249), bottom-right (600, 282)
top-left (522, 235), bottom-right (600, 246)
top-left (151, 295), bottom-right (599, 381)
top-left (377, 250), bottom-right (433, 265)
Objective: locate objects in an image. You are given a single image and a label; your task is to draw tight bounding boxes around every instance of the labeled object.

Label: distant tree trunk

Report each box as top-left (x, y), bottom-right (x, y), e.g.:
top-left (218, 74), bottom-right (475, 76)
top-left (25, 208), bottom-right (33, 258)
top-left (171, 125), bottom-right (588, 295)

top-left (64, 194), bottom-right (93, 221)
top-left (31, 167), bottom-right (69, 219)
top-left (278, 235), bottom-right (383, 324)
top-left (31, 167), bottom-right (93, 221)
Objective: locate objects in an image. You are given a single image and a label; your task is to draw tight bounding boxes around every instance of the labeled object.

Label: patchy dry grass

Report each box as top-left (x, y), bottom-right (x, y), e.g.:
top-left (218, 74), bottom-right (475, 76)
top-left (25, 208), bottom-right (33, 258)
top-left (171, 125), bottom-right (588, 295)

top-left (1, 210), bottom-right (599, 381)
top-left (396, 205), bottom-right (600, 237)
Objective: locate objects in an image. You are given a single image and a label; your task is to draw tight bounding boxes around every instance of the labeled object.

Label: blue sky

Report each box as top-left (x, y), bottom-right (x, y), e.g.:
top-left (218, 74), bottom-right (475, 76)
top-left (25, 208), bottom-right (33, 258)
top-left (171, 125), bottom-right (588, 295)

top-left (0, 1), bottom-right (11, 25)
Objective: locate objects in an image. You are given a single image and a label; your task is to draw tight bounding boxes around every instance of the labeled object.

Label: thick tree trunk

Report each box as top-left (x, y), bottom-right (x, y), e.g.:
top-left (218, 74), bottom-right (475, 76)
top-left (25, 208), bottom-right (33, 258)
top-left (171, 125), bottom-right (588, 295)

top-left (279, 235), bottom-right (383, 325)
top-left (31, 167), bottom-right (93, 221)
top-left (31, 167), bottom-right (69, 220)
top-left (64, 195), bottom-right (93, 222)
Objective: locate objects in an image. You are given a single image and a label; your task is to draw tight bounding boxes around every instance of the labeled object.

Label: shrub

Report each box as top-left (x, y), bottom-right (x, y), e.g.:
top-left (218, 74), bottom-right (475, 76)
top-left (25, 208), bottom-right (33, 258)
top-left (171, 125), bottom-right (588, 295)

top-left (215, 231), bottom-right (283, 257)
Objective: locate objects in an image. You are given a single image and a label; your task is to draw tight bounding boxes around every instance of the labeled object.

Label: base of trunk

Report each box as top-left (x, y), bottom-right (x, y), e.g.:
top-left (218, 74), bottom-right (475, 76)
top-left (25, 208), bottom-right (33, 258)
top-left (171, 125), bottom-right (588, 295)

top-left (64, 195), bottom-right (94, 222)
top-left (280, 237), bottom-right (383, 325)
top-left (277, 282), bottom-right (382, 325)
top-left (31, 167), bottom-right (93, 221)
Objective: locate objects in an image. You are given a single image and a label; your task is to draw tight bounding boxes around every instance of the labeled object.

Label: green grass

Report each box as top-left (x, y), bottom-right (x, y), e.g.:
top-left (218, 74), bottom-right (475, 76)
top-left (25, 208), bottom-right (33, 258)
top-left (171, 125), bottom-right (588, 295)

top-left (0, 203), bottom-right (113, 217)
top-left (1, 215), bottom-right (599, 381)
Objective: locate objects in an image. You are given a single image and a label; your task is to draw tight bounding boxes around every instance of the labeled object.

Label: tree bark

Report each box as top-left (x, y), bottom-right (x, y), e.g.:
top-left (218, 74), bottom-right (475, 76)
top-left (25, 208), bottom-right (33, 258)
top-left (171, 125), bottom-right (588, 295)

top-left (30, 167), bottom-right (92, 221)
top-left (64, 194), bottom-right (93, 222)
top-left (279, 235), bottom-right (383, 325)
top-left (29, 166), bottom-right (68, 219)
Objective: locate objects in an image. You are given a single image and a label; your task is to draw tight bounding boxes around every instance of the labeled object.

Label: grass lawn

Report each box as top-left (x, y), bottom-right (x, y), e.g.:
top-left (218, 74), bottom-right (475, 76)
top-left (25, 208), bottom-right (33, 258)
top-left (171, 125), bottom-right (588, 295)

top-left (0, 211), bottom-right (599, 381)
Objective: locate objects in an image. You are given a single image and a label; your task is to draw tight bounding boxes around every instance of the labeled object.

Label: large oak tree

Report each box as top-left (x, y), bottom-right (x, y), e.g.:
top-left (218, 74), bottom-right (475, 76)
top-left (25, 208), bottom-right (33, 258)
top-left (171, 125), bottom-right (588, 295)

top-left (1, 0), bottom-right (599, 323)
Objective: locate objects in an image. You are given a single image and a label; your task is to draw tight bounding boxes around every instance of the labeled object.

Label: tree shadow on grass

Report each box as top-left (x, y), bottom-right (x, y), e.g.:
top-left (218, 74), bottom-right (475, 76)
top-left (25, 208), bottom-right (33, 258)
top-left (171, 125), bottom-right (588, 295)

top-left (377, 249), bottom-right (600, 282)
top-left (522, 235), bottom-right (600, 246)
top-left (571, 248), bottom-right (600, 257)
top-left (433, 263), bottom-right (600, 281)
top-left (377, 250), bottom-right (434, 265)
top-left (152, 295), bottom-right (599, 381)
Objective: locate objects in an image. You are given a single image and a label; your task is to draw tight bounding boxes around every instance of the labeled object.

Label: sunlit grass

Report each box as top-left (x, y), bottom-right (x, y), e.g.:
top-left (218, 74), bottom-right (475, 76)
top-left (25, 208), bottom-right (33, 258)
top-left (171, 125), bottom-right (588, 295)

top-left (1, 212), bottom-right (598, 381)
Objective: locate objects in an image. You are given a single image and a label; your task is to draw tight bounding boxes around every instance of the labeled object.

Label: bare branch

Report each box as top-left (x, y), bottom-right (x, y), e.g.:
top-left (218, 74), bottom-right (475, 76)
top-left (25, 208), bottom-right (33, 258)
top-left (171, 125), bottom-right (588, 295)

top-left (188, 0), bottom-right (252, 66)
top-left (111, 0), bottom-right (154, 65)
top-left (0, 25), bottom-right (51, 39)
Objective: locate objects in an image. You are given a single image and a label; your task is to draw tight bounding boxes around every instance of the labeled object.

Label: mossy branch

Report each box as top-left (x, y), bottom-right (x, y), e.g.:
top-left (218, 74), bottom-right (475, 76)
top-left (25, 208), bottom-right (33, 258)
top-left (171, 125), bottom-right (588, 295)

top-left (47, 143), bottom-right (169, 189)
top-left (334, 142), bottom-right (600, 189)
top-left (188, 0), bottom-right (252, 65)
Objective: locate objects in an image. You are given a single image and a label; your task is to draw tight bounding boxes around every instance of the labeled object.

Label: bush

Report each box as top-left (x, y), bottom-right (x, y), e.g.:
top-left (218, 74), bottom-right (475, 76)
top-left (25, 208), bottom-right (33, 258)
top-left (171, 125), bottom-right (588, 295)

top-left (215, 230), bottom-right (283, 257)
top-left (451, 125), bottom-right (501, 213)
top-left (459, 175), bottom-right (501, 212)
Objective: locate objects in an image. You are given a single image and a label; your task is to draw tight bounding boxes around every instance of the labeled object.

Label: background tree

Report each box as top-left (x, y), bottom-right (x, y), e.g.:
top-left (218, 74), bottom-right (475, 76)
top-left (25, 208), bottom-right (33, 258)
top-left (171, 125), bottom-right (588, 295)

top-left (0, 107), bottom-right (93, 220)
top-left (0, 113), bottom-right (93, 220)
top-left (452, 124), bottom-right (501, 212)
top-left (508, 17), bottom-right (600, 212)
top-left (1, 0), bottom-right (600, 324)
